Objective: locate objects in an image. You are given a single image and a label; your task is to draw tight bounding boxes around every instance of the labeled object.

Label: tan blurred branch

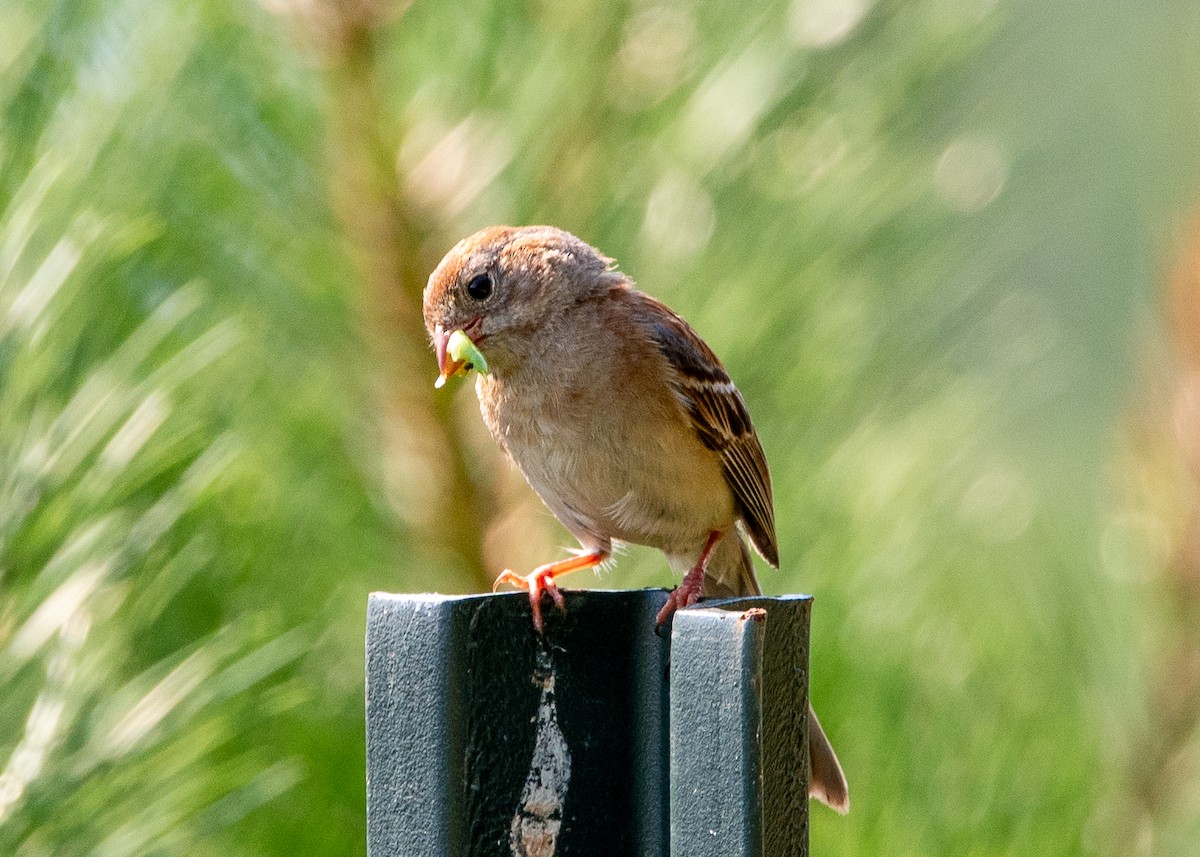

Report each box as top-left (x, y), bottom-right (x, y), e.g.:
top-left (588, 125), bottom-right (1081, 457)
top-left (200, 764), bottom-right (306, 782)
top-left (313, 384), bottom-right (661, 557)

top-left (1112, 214), bottom-right (1200, 853)
top-left (281, 0), bottom-right (494, 593)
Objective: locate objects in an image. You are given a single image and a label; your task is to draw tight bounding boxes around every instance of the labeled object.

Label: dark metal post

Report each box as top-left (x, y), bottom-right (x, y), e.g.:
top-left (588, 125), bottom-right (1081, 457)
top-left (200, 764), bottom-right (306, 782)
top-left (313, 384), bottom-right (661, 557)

top-left (366, 590), bottom-right (811, 856)
top-left (670, 597), bottom-right (812, 856)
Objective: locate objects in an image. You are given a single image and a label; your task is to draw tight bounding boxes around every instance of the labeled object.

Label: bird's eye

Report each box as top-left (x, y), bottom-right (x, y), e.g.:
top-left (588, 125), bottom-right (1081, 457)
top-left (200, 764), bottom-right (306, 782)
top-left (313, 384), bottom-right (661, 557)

top-left (466, 273), bottom-right (493, 301)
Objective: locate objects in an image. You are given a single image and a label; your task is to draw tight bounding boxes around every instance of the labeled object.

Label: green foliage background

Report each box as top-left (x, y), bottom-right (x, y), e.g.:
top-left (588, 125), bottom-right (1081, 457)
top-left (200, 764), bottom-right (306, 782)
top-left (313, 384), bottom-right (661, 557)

top-left (2, 0), bottom-right (1197, 854)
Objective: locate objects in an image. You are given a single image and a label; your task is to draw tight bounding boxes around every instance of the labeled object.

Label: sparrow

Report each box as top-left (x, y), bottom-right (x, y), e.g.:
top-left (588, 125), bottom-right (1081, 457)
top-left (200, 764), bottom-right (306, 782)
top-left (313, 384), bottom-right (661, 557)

top-left (422, 224), bottom-right (849, 813)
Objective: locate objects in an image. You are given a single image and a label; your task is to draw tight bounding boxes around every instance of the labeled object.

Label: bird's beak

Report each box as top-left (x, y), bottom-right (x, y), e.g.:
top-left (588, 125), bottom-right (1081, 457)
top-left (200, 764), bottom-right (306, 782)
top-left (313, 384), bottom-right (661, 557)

top-left (434, 325), bottom-right (468, 389)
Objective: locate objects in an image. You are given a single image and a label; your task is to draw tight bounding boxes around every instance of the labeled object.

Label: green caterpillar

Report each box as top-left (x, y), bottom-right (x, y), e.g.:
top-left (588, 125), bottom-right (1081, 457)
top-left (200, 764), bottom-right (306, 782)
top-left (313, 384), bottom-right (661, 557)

top-left (448, 329), bottom-right (489, 375)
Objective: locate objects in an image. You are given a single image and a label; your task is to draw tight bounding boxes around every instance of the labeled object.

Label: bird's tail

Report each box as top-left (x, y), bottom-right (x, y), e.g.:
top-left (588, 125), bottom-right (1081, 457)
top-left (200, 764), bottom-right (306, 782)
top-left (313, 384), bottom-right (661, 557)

top-left (702, 530), bottom-right (851, 814)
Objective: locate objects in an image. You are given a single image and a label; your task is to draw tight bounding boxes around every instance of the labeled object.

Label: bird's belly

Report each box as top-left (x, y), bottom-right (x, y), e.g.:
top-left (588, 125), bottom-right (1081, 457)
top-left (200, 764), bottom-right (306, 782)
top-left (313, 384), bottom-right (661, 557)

top-left (498, 400), bottom-right (734, 555)
top-left (604, 438), bottom-right (728, 532)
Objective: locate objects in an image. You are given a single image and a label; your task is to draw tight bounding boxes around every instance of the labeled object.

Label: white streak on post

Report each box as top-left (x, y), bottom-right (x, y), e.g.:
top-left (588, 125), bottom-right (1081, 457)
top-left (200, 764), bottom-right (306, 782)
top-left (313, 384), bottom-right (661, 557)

top-left (509, 648), bottom-right (571, 857)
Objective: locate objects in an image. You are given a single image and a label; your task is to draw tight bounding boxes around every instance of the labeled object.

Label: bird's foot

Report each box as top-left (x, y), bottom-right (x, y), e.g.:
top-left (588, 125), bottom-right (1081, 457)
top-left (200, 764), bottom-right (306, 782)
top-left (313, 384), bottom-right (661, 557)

top-left (493, 566), bottom-right (563, 634)
top-left (655, 567), bottom-right (705, 627)
top-left (655, 530), bottom-right (724, 628)
top-left (493, 551), bottom-right (606, 634)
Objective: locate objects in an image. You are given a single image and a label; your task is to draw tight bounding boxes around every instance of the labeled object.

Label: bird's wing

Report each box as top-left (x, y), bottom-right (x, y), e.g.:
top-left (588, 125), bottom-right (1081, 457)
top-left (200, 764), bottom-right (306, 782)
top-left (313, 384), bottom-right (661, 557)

top-left (634, 293), bottom-right (780, 567)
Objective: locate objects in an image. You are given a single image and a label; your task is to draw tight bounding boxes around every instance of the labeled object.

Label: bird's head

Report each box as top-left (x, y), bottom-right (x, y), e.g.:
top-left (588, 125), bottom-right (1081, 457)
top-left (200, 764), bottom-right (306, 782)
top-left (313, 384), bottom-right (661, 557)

top-left (422, 225), bottom-right (620, 384)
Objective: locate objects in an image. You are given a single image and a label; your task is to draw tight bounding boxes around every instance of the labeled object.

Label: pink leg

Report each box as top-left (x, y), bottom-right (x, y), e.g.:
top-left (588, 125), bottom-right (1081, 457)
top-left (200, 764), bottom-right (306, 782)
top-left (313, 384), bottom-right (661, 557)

top-left (493, 551), bottom-right (607, 634)
top-left (655, 530), bottom-right (724, 627)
